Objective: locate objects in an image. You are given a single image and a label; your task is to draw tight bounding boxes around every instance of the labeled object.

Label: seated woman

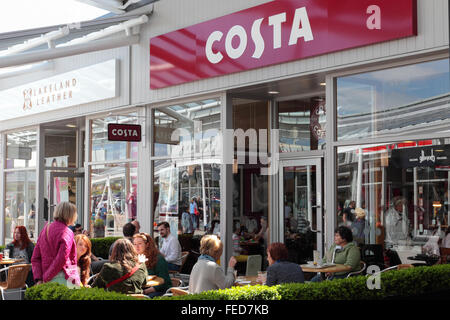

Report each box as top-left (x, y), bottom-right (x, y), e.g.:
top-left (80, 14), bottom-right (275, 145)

top-left (132, 233), bottom-right (171, 298)
top-left (189, 235), bottom-right (237, 294)
top-left (311, 226), bottom-right (361, 282)
top-left (92, 238), bottom-right (147, 294)
top-left (75, 234), bottom-right (92, 287)
top-left (6, 226), bottom-right (35, 286)
top-left (262, 242), bottom-right (304, 286)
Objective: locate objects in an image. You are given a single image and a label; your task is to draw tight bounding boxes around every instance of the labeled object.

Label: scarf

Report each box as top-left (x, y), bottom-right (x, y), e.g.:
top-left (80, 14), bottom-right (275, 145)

top-left (198, 254), bottom-right (216, 262)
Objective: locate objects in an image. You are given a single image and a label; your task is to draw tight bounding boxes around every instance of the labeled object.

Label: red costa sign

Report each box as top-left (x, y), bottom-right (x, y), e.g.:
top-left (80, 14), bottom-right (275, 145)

top-left (108, 124), bottom-right (141, 142)
top-left (150, 0), bottom-right (417, 89)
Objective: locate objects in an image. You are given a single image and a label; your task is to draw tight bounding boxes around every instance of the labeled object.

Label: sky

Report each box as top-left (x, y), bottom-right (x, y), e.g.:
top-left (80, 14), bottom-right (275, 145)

top-left (0, 0), bottom-right (109, 34)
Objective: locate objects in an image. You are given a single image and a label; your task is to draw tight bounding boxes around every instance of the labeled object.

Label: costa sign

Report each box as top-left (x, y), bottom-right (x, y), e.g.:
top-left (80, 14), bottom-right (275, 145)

top-left (150, 0), bottom-right (417, 89)
top-left (108, 124), bottom-right (142, 142)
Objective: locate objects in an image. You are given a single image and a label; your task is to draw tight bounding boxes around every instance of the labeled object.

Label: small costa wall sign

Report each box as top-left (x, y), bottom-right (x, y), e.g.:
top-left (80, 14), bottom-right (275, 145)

top-left (108, 124), bottom-right (142, 142)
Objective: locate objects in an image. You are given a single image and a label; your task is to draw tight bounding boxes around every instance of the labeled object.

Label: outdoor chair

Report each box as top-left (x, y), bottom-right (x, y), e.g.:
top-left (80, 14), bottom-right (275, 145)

top-left (346, 261), bottom-right (367, 278)
top-left (439, 247), bottom-right (450, 264)
top-left (245, 255), bottom-right (262, 276)
top-left (163, 286), bottom-right (189, 296)
top-left (171, 277), bottom-right (184, 287)
top-left (373, 264), bottom-right (413, 275)
top-left (169, 251), bottom-right (190, 275)
top-left (0, 263), bottom-right (32, 300)
top-left (87, 273), bottom-right (99, 286)
top-left (128, 294), bottom-right (150, 299)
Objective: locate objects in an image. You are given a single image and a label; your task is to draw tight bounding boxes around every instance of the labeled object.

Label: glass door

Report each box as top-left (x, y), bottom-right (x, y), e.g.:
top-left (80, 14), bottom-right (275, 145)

top-left (49, 171), bottom-right (84, 226)
top-left (279, 158), bottom-right (323, 264)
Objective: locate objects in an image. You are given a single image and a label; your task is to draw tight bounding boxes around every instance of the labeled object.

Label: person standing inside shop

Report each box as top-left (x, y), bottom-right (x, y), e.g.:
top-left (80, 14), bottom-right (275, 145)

top-left (190, 197), bottom-right (199, 230)
top-left (384, 197), bottom-right (410, 247)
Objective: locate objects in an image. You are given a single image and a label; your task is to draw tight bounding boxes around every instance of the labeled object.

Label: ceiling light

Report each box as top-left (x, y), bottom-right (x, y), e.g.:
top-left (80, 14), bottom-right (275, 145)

top-left (320, 82), bottom-right (326, 86)
top-left (268, 91), bottom-right (279, 95)
top-left (66, 124), bottom-right (77, 128)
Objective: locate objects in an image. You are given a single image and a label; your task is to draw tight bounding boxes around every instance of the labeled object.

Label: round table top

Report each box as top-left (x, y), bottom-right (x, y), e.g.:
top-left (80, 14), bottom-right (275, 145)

top-left (144, 276), bottom-right (164, 287)
top-left (0, 258), bottom-right (25, 265)
top-left (300, 263), bottom-right (352, 273)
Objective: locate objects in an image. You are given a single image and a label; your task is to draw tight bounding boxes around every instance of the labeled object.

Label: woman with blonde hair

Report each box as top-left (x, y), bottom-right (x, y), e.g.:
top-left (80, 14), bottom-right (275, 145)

top-left (31, 201), bottom-right (80, 287)
top-left (133, 233), bottom-right (171, 297)
top-left (75, 234), bottom-right (92, 287)
top-left (189, 234), bottom-right (237, 293)
top-left (92, 238), bottom-right (148, 294)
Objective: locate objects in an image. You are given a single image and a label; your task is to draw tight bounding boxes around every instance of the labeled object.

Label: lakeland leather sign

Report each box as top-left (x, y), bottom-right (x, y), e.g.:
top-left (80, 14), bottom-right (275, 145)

top-left (150, 0), bottom-right (417, 89)
top-left (108, 124), bottom-right (142, 142)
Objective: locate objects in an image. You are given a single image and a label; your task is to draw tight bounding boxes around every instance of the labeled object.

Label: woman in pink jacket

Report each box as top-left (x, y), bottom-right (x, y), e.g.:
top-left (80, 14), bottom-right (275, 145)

top-left (31, 201), bottom-right (80, 287)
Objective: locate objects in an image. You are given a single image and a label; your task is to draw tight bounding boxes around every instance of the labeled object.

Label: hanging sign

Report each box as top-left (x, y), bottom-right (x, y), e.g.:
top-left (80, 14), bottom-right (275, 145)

top-left (150, 0), bottom-right (417, 89)
top-left (391, 145), bottom-right (450, 168)
top-left (108, 123), bottom-right (142, 142)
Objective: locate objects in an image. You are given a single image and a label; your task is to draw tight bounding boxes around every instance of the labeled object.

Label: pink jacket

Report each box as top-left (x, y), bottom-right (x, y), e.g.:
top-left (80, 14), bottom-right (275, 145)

top-left (31, 221), bottom-right (80, 285)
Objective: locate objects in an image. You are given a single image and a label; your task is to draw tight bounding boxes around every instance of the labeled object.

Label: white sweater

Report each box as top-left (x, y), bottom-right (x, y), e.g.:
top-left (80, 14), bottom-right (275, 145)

top-left (188, 259), bottom-right (235, 294)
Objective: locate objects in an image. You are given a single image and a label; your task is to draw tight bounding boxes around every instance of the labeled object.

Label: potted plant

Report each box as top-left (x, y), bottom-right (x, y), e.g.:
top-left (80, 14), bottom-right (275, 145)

top-left (94, 218), bottom-right (105, 238)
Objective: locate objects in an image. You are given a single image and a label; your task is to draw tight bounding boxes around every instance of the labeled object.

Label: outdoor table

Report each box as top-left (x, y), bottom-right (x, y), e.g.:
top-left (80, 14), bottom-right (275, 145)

top-left (144, 275), bottom-right (164, 287)
top-left (300, 263), bottom-right (352, 274)
top-left (407, 254), bottom-right (439, 266)
top-left (234, 275), bottom-right (259, 286)
top-left (0, 258), bottom-right (25, 266)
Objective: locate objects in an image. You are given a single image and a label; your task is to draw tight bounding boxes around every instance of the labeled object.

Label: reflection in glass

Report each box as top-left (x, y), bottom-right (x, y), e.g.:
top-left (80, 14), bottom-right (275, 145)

top-left (337, 138), bottom-right (450, 258)
top-left (278, 97), bottom-right (326, 152)
top-left (89, 162), bottom-right (137, 238)
top-left (153, 99), bottom-right (221, 158)
top-left (337, 59), bottom-right (450, 140)
top-left (283, 165), bottom-right (316, 264)
top-left (6, 130), bottom-right (37, 169)
top-left (91, 113), bottom-right (139, 162)
top-left (153, 160), bottom-right (221, 238)
top-left (5, 171), bottom-right (36, 242)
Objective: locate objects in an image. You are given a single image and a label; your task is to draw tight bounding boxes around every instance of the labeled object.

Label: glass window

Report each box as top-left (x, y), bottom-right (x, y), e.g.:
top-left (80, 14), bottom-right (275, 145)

top-left (337, 59), bottom-right (450, 140)
top-left (153, 160), bottom-right (221, 240)
top-left (5, 171), bottom-right (36, 242)
top-left (337, 138), bottom-right (450, 264)
top-left (153, 98), bottom-right (221, 158)
top-left (278, 97), bottom-right (326, 152)
top-left (6, 130), bottom-right (37, 169)
top-left (91, 113), bottom-right (139, 162)
top-left (4, 130), bottom-right (37, 242)
top-left (89, 112), bottom-right (139, 238)
top-left (89, 162), bottom-right (137, 238)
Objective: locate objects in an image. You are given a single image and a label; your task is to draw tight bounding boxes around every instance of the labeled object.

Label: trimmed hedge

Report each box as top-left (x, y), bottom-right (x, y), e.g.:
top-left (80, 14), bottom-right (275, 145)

top-left (25, 264), bottom-right (450, 300)
top-left (155, 264), bottom-right (450, 300)
top-left (25, 282), bottom-right (138, 300)
top-left (90, 237), bottom-right (121, 259)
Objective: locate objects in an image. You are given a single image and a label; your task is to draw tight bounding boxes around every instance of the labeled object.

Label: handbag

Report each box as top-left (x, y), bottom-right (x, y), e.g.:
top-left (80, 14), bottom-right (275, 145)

top-left (106, 264), bottom-right (140, 289)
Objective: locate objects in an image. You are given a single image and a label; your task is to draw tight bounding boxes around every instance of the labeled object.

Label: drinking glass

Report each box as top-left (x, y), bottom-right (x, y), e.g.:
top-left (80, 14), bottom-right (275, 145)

top-left (313, 250), bottom-right (320, 266)
top-left (3, 249), bottom-right (9, 260)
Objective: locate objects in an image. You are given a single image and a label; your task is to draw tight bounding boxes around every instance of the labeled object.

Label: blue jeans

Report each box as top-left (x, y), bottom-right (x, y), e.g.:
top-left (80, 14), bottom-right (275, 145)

top-left (167, 262), bottom-right (181, 272)
top-left (146, 291), bottom-right (164, 298)
top-left (310, 273), bottom-right (347, 282)
top-left (190, 214), bottom-right (198, 229)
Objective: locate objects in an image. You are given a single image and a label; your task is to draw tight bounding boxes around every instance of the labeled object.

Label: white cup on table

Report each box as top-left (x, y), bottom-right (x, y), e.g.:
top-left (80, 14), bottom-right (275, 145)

top-left (4, 249), bottom-right (9, 260)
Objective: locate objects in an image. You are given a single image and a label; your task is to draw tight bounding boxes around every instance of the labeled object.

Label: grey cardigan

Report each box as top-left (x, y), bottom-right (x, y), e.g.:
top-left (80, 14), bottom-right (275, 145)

top-left (6, 242), bottom-right (35, 263)
top-left (266, 261), bottom-right (305, 286)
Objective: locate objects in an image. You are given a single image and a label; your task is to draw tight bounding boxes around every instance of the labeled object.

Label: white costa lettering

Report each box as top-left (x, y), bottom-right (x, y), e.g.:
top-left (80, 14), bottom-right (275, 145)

top-left (205, 31), bottom-right (224, 64)
top-left (111, 128), bottom-right (139, 138)
top-left (205, 6), bottom-right (314, 64)
top-left (268, 12), bottom-right (286, 49)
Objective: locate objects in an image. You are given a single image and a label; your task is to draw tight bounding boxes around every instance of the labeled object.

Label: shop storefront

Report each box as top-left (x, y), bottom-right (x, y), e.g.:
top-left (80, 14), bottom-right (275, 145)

top-left (1, 0), bottom-right (449, 271)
